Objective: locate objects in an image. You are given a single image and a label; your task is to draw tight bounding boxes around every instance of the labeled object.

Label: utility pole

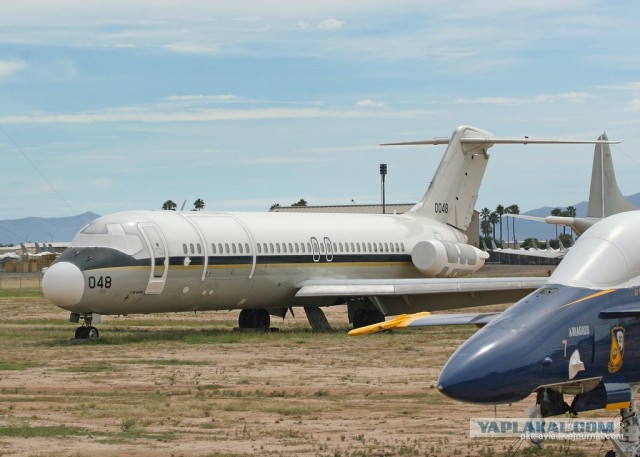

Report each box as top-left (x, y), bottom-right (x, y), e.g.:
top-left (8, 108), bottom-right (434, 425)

top-left (380, 163), bottom-right (387, 214)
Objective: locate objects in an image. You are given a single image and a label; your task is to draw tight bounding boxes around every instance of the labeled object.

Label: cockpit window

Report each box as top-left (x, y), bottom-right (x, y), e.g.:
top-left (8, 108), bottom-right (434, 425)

top-left (71, 222), bottom-right (143, 255)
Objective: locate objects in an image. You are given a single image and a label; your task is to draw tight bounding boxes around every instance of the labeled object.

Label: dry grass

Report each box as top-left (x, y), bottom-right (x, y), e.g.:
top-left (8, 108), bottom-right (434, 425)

top-left (0, 283), bottom-right (612, 456)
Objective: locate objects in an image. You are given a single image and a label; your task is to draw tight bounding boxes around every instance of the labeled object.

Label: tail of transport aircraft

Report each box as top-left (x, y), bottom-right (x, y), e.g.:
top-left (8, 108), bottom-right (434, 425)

top-left (587, 133), bottom-right (637, 218)
top-left (384, 125), bottom-right (621, 233)
top-left (412, 126), bottom-right (490, 231)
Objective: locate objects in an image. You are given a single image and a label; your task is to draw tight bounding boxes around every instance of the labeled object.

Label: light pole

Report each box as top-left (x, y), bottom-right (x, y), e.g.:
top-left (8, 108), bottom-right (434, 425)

top-left (380, 163), bottom-right (387, 214)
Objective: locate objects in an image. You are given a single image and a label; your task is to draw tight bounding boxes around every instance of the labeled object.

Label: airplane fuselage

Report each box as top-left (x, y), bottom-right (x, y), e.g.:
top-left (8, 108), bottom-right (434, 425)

top-left (43, 209), bottom-right (481, 317)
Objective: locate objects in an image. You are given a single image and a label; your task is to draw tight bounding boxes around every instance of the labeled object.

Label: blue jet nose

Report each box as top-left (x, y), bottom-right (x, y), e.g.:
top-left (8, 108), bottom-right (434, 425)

top-left (437, 325), bottom-right (542, 404)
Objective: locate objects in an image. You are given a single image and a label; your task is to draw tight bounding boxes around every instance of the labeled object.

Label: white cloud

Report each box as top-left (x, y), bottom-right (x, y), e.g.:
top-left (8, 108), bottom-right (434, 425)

top-left (297, 18), bottom-right (345, 31)
top-left (317, 18), bottom-right (345, 30)
top-left (0, 104), bottom-right (432, 124)
top-left (535, 92), bottom-right (593, 104)
top-left (454, 97), bottom-right (525, 105)
top-left (163, 95), bottom-right (243, 103)
top-left (596, 82), bottom-right (640, 91)
top-left (355, 99), bottom-right (385, 108)
top-left (164, 41), bottom-right (218, 54)
top-left (0, 60), bottom-right (29, 78)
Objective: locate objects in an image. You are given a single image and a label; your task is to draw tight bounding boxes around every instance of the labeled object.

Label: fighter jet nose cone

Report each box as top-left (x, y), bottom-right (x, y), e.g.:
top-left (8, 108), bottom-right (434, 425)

top-left (42, 261), bottom-right (84, 309)
top-left (437, 327), bottom-right (540, 404)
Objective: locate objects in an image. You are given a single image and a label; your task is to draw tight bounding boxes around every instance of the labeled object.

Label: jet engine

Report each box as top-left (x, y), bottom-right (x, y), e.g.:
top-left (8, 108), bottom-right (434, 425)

top-left (411, 240), bottom-right (489, 277)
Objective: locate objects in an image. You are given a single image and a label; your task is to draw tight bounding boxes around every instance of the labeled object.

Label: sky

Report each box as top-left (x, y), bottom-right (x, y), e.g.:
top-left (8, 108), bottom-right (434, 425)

top-left (1, 0), bottom-right (640, 221)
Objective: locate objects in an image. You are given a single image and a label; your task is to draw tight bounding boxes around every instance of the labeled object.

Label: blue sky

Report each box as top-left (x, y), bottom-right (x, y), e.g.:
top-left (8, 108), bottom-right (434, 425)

top-left (1, 0), bottom-right (640, 220)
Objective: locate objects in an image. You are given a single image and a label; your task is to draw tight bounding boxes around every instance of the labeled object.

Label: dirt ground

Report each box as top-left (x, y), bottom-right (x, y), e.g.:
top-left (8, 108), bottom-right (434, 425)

top-left (0, 265), bottom-right (616, 456)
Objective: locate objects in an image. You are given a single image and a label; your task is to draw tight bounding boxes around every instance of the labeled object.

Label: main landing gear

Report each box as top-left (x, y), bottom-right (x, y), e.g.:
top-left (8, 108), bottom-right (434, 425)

top-left (238, 308), bottom-right (271, 330)
top-left (69, 312), bottom-right (100, 340)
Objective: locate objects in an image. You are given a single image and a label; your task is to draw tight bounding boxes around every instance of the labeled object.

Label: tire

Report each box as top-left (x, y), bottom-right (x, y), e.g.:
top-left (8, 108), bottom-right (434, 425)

top-left (87, 326), bottom-right (99, 339)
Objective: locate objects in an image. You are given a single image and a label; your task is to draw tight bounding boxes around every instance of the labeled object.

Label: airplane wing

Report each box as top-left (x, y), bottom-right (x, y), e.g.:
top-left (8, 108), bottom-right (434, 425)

top-left (296, 277), bottom-right (546, 297)
top-left (348, 311), bottom-right (500, 336)
top-left (296, 277), bottom-right (546, 314)
top-left (496, 248), bottom-right (565, 259)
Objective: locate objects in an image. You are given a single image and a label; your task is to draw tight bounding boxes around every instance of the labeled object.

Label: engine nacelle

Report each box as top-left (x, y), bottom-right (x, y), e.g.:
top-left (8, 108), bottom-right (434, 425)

top-left (411, 240), bottom-right (489, 277)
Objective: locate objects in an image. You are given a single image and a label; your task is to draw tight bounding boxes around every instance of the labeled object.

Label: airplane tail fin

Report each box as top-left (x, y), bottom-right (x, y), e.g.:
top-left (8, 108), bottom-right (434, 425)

top-left (403, 125), bottom-right (491, 231)
top-left (587, 134), bottom-right (637, 218)
top-left (490, 239), bottom-right (499, 250)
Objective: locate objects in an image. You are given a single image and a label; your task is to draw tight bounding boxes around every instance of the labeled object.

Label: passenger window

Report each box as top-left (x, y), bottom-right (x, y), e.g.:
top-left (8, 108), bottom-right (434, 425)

top-left (295, 243), bottom-right (299, 253)
top-left (197, 243), bottom-right (202, 254)
top-left (400, 243), bottom-right (405, 252)
top-left (282, 243), bottom-right (287, 253)
top-left (306, 243), bottom-right (311, 252)
top-left (373, 243), bottom-right (378, 253)
top-left (384, 243), bottom-right (389, 252)
top-left (320, 243), bottom-right (325, 254)
top-left (276, 243), bottom-right (281, 254)
top-left (211, 243), bottom-right (216, 254)
top-left (245, 243), bottom-right (250, 254)
top-left (339, 242), bottom-right (343, 252)
top-left (225, 243), bottom-right (230, 254)
top-left (183, 243), bottom-right (188, 254)
top-left (351, 242), bottom-right (355, 252)
top-left (356, 242), bottom-right (361, 252)
top-left (269, 243), bottom-right (274, 253)
top-left (333, 243), bottom-right (338, 252)
top-left (390, 243), bottom-right (394, 253)
top-left (378, 242), bottom-right (383, 252)
top-left (190, 243), bottom-right (195, 254)
top-left (288, 243), bottom-right (293, 253)
top-left (257, 243), bottom-right (262, 254)
top-left (232, 244), bottom-right (237, 254)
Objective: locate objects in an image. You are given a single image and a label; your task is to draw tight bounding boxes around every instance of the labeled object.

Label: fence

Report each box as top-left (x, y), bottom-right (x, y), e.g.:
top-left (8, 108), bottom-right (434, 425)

top-left (0, 271), bottom-right (43, 290)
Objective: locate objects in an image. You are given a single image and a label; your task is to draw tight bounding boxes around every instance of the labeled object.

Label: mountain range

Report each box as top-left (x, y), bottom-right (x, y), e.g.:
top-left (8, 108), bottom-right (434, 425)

top-left (0, 212), bottom-right (100, 245)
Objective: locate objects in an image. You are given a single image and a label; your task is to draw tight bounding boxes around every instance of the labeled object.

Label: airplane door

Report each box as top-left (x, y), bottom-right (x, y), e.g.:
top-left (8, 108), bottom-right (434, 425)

top-left (311, 237), bottom-right (321, 262)
top-left (324, 237), bottom-right (334, 262)
top-left (139, 223), bottom-right (169, 294)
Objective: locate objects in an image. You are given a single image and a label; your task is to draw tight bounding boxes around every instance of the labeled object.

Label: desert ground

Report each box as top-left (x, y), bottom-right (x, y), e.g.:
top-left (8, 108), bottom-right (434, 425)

top-left (0, 267), bottom-right (616, 456)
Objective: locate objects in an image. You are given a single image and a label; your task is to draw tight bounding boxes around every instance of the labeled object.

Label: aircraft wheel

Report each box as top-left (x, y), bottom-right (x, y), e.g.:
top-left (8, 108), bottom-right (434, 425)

top-left (238, 309), bottom-right (254, 329)
top-left (87, 326), bottom-right (99, 339)
top-left (75, 326), bottom-right (89, 339)
top-left (352, 309), bottom-right (367, 329)
top-left (366, 310), bottom-right (385, 326)
top-left (253, 309), bottom-right (270, 330)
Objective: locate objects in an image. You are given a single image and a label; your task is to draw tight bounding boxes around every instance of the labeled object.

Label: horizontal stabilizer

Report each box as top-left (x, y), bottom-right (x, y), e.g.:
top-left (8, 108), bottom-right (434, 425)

top-left (348, 311), bottom-right (499, 336)
top-left (382, 137), bottom-right (621, 147)
top-left (599, 303), bottom-right (640, 319)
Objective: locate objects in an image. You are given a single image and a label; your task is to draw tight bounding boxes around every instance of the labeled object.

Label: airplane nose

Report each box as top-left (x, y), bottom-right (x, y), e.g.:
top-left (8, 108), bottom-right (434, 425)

top-left (42, 261), bottom-right (85, 309)
top-left (437, 326), bottom-right (540, 404)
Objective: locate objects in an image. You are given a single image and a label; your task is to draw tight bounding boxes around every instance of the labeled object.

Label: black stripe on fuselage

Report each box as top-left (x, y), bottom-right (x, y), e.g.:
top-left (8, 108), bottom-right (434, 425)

top-left (56, 247), bottom-right (412, 272)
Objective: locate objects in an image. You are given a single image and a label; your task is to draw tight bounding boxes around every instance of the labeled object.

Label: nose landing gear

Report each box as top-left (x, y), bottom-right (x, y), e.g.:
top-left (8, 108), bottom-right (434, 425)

top-left (70, 312), bottom-right (101, 340)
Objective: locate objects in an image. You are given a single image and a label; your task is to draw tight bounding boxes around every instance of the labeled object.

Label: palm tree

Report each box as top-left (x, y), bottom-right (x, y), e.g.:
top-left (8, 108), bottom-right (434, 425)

top-left (506, 204), bottom-right (520, 245)
top-left (480, 207), bottom-right (491, 221)
top-left (162, 200), bottom-right (177, 211)
top-left (488, 212), bottom-right (499, 241)
top-left (495, 205), bottom-right (505, 242)
top-left (292, 198), bottom-right (308, 207)
top-left (480, 219), bottom-right (493, 240)
top-left (565, 205), bottom-right (577, 238)
top-left (193, 198), bottom-right (205, 211)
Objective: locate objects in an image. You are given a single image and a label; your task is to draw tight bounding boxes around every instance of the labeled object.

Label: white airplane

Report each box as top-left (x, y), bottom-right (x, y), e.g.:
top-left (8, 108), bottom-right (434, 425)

top-left (41, 125), bottom-right (617, 339)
